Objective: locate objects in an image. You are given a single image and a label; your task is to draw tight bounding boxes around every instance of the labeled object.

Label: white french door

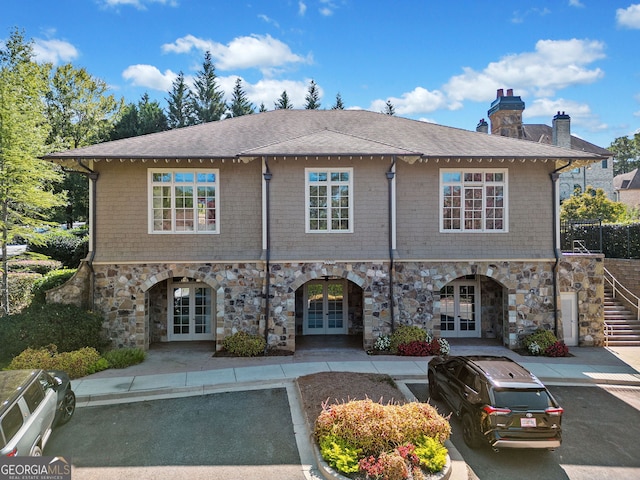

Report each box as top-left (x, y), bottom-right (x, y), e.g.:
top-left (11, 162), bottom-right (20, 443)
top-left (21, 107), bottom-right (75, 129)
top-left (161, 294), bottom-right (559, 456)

top-left (169, 282), bottom-right (214, 341)
top-left (303, 280), bottom-right (348, 335)
top-left (440, 280), bottom-right (480, 338)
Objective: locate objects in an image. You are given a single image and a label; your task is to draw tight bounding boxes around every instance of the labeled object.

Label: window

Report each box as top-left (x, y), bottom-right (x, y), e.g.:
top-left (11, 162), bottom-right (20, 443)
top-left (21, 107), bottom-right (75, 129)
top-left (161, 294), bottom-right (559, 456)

top-left (602, 159), bottom-right (608, 169)
top-left (441, 169), bottom-right (507, 232)
top-left (149, 169), bottom-right (219, 234)
top-left (306, 168), bottom-right (353, 233)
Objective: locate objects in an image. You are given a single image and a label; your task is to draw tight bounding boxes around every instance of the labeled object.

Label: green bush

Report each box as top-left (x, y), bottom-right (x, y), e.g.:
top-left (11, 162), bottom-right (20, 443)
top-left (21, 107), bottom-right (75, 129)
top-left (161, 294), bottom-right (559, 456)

top-left (28, 230), bottom-right (88, 268)
top-left (414, 435), bottom-right (448, 473)
top-left (8, 258), bottom-right (63, 274)
top-left (389, 325), bottom-right (427, 354)
top-left (318, 435), bottom-right (361, 474)
top-left (6, 272), bottom-right (42, 314)
top-left (222, 331), bottom-right (266, 356)
top-left (0, 303), bottom-right (109, 359)
top-left (31, 269), bottom-right (77, 305)
top-left (522, 329), bottom-right (558, 355)
top-left (103, 348), bottom-right (146, 368)
top-left (7, 345), bottom-right (107, 379)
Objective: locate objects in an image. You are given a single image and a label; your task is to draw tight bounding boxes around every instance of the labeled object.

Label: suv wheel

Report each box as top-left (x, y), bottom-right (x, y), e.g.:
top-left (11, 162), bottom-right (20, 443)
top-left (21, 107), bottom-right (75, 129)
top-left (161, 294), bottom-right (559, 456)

top-left (428, 372), bottom-right (441, 400)
top-left (58, 390), bottom-right (76, 425)
top-left (462, 413), bottom-right (482, 449)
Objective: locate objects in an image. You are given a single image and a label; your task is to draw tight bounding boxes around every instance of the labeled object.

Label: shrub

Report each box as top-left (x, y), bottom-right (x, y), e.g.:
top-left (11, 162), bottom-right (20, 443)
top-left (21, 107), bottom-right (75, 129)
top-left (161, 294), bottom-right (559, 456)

top-left (0, 303), bottom-right (109, 359)
top-left (545, 341), bottom-right (569, 357)
top-left (6, 272), bottom-right (42, 314)
top-left (318, 435), bottom-right (361, 474)
top-left (28, 230), bottom-right (88, 268)
top-left (103, 348), bottom-right (146, 368)
top-left (8, 258), bottom-right (62, 275)
top-left (522, 329), bottom-right (557, 355)
top-left (222, 331), bottom-right (266, 356)
top-left (7, 345), bottom-right (107, 379)
top-left (373, 334), bottom-right (391, 351)
top-left (31, 269), bottom-right (77, 305)
top-left (414, 435), bottom-right (448, 473)
top-left (389, 325), bottom-right (428, 354)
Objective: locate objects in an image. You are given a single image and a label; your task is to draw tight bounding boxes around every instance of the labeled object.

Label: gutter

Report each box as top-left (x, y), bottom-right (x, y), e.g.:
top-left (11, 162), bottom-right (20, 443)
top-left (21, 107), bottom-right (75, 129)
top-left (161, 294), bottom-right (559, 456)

top-left (262, 157), bottom-right (273, 351)
top-left (74, 160), bottom-right (99, 309)
top-left (386, 157), bottom-right (396, 331)
top-left (549, 160), bottom-right (572, 337)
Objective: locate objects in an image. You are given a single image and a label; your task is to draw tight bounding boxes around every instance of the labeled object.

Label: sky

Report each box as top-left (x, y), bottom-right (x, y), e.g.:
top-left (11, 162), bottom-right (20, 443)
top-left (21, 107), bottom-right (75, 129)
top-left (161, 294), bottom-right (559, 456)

top-left (2, 0), bottom-right (640, 149)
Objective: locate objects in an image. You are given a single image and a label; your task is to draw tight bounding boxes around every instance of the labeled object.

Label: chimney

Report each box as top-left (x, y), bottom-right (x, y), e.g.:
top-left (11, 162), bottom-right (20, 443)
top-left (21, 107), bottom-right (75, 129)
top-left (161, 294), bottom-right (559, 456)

top-left (552, 111), bottom-right (571, 149)
top-left (476, 118), bottom-right (489, 134)
top-left (488, 88), bottom-right (525, 139)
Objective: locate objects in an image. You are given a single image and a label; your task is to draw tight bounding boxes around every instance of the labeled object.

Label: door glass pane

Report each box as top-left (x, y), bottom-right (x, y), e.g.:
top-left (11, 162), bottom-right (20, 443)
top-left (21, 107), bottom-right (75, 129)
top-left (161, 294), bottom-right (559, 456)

top-left (173, 287), bottom-right (190, 335)
top-left (459, 286), bottom-right (476, 331)
top-left (440, 285), bottom-right (455, 331)
top-left (307, 284), bottom-right (324, 330)
top-left (194, 287), bottom-right (211, 334)
top-left (326, 283), bottom-right (344, 329)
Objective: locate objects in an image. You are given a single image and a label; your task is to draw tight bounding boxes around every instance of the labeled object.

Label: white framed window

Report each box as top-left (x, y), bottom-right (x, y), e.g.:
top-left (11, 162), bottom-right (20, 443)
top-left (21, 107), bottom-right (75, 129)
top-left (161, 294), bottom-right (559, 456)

top-left (305, 168), bottom-right (353, 233)
top-left (148, 169), bottom-right (219, 234)
top-left (440, 169), bottom-right (507, 232)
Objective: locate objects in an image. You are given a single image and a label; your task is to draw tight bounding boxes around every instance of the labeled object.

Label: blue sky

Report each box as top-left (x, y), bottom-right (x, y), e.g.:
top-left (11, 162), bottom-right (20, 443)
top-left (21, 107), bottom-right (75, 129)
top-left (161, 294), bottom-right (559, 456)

top-left (3, 0), bottom-right (640, 148)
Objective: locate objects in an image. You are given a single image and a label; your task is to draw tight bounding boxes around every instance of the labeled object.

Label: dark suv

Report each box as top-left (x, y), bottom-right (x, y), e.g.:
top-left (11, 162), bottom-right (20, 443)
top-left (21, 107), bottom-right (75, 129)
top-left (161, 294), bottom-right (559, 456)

top-left (427, 355), bottom-right (563, 451)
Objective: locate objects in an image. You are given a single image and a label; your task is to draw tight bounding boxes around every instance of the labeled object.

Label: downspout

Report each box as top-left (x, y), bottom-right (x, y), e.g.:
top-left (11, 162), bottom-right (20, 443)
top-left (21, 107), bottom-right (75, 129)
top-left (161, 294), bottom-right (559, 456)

top-left (550, 160), bottom-right (572, 336)
top-left (76, 160), bottom-right (99, 309)
top-left (386, 157), bottom-right (396, 331)
top-left (262, 157), bottom-right (272, 351)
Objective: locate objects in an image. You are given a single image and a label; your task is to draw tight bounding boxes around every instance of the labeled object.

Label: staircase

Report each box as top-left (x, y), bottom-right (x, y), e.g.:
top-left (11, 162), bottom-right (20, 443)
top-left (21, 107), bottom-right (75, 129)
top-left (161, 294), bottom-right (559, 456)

top-left (604, 282), bottom-right (640, 347)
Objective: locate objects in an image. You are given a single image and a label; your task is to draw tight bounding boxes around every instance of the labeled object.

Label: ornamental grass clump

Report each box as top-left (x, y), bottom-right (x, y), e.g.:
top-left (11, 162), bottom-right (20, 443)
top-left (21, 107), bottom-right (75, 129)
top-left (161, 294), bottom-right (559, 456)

top-left (314, 399), bottom-right (450, 479)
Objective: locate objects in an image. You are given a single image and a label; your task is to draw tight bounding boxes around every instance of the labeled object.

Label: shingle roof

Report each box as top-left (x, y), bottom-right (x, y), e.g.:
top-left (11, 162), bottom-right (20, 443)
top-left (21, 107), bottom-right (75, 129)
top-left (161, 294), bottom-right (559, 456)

top-left (44, 109), bottom-right (604, 166)
top-left (522, 124), bottom-right (612, 156)
top-left (613, 168), bottom-right (640, 190)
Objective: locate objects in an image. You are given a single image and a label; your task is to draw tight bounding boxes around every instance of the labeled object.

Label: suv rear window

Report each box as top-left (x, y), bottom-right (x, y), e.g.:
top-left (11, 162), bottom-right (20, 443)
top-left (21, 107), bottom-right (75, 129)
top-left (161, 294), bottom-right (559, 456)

top-left (493, 389), bottom-right (553, 410)
top-left (1, 404), bottom-right (23, 448)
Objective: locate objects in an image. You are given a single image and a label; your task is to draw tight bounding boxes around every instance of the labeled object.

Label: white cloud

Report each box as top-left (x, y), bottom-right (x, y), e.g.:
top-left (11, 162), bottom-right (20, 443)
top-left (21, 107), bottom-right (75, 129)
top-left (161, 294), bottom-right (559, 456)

top-left (100, 0), bottom-right (178, 10)
top-left (246, 78), bottom-right (311, 108)
top-left (122, 64), bottom-right (177, 90)
top-left (527, 98), bottom-right (607, 131)
top-left (298, 1), bottom-right (307, 16)
top-left (161, 34), bottom-right (310, 74)
top-left (32, 38), bottom-right (79, 64)
top-left (258, 14), bottom-right (279, 28)
top-left (319, 0), bottom-right (337, 16)
top-left (569, 0), bottom-right (584, 7)
top-left (369, 87), bottom-right (449, 115)
top-left (444, 38), bottom-right (605, 101)
top-left (616, 4), bottom-right (640, 28)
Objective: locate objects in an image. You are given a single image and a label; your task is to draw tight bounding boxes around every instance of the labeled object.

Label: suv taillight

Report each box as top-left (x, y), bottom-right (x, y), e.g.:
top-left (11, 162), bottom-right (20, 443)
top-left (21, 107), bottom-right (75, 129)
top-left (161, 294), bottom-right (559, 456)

top-left (483, 405), bottom-right (511, 415)
top-left (5, 447), bottom-right (17, 457)
top-left (545, 407), bottom-right (564, 416)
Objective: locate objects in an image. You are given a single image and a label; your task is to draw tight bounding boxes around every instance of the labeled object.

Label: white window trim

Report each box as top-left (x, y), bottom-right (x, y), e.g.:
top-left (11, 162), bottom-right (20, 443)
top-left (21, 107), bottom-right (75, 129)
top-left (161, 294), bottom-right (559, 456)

top-left (148, 168), bottom-right (220, 234)
top-left (439, 168), bottom-right (508, 233)
top-left (305, 167), bottom-right (354, 233)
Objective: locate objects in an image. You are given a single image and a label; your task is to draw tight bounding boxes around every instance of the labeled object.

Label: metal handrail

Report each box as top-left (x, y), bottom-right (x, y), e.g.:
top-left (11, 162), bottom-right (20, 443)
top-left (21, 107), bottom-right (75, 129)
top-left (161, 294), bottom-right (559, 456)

top-left (604, 267), bottom-right (640, 322)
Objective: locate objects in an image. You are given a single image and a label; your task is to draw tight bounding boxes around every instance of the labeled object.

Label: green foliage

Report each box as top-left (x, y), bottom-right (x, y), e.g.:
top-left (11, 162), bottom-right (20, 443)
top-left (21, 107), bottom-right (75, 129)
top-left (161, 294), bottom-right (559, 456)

top-left (28, 229), bottom-right (88, 268)
top-left (191, 51), bottom-right (226, 123)
top-left (522, 329), bottom-right (558, 355)
top-left (227, 78), bottom-right (254, 118)
top-left (315, 399), bottom-right (450, 458)
top-left (560, 187), bottom-right (626, 223)
top-left (318, 435), bottom-right (362, 474)
top-left (414, 435), bottom-right (448, 473)
top-left (222, 331), bottom-right (266, 356)
top-left (31, 268), bottom-right (77, 305)
top-left (373, 334), bottom-right (391, 351)
top-left (7, 272), bottom-right (41, 314)
top-left (7, 345), bottom-right (107, 379)
top-left (0, 303), bottom-right (109, 359)
top-left (166, 71), bottom-right (195, 128)
top-left (389, 325), bottom-right (427, 354)
top-left (8, 258), bottom-right (62, 274)
top-left (102, 348), bottom-right (146, 368)
top-left (304, 80), bottom-right (321, 109)
top-left (608, 134), bottom-right (640, 176)
top-left (274, 90), bottom-right (293, 109)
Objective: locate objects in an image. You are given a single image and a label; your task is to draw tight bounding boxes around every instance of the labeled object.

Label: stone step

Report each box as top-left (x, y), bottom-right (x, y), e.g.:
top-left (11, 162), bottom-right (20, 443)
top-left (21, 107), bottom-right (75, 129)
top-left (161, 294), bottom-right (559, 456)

top-left (606, 339), bottom-right (640, 346)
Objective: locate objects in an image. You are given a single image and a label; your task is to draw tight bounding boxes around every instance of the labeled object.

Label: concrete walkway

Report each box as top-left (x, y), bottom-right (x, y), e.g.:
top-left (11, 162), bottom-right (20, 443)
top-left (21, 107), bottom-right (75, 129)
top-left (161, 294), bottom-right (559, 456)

top-left (69, 342), bottom-right (640, 480)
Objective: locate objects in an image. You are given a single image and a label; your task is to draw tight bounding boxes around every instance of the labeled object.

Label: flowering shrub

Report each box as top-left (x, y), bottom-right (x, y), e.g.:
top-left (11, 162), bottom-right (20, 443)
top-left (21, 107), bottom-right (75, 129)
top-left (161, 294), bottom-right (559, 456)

top-left (389, 326), bottom-right (427, 354)
top-left (437, 337), bottom-right (450, 356)
top-left (397, 337), bottom-right (450, 357)
top-left (545, 341), bottom-right (569, 357)
top-left (373, 334), bottom-right (391, 352)
top-left (315, 399), bottom-right (450, 479)
top-left (528, 341), bottom-right (542, 356)
top-left (522, 329), bottom-right (557, 355)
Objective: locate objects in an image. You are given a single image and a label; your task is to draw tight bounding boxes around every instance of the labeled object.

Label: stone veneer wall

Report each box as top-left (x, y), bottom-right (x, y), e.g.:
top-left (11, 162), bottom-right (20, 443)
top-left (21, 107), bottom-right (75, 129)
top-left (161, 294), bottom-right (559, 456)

top-left (48, 255), bottom-right (605, 350)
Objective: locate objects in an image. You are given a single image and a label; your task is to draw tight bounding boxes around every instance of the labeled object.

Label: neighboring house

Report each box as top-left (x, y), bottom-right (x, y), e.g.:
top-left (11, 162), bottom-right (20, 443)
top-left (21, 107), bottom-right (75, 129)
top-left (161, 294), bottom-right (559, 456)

top-left (45, 109), bottom-right (607, 352)
top-left (476, 89), bottom-right (614, 201)
top-left (613, 168), bottom-right (640, 210)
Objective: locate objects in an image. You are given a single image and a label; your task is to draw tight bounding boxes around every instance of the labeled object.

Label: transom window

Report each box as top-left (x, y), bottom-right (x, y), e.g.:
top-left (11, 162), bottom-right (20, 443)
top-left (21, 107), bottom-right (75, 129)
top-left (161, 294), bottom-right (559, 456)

top-left (149, 169), bottom-right (219, 234)
top-left (305, 168), bottom-right (353, 233)
top-left (440, 169), bottom-right (507, 232)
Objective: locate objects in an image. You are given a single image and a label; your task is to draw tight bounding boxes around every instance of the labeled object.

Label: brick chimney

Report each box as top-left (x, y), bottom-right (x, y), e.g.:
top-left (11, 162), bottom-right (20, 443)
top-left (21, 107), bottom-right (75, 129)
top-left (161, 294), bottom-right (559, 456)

top-left (476, 118), bottom-right (489, 133)
top-left (552, 111), bottom-right (571, 149)
top-left (488, 88), bottom-right (525, 139)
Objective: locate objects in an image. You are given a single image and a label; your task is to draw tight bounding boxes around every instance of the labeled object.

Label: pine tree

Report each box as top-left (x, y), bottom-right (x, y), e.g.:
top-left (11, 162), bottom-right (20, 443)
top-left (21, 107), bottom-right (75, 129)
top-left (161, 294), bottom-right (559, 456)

top-left (138, 93), bottom-right (168, 134)
top-left (304, 80), bottom-right (321, 109)
top-left (331, 93), bottom-right (345, 110)
top-left (0, 29), bottom-right (64, 314)
top-left (259, 102), bottom-right (267, 113)
top-left (191, 51), bottom-right (226, 123)
top-left (274, 90), bottom-right (293, 110)
top-left (384, 100), bottom-right (395, 116)
top-left (166, 71), bottom-right (195, 129)
top-left (228, 78), bottom-right (254, 118)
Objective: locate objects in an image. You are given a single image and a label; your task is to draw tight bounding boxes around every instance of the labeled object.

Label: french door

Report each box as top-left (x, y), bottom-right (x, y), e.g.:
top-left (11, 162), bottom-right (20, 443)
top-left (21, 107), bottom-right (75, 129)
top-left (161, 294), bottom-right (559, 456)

top-left (303, 280), bottom-right (347, 335)
top-left (168, 282), bottom-right (214, 341)
top-left (440, 280), bottom-right (480, 338)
